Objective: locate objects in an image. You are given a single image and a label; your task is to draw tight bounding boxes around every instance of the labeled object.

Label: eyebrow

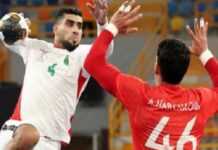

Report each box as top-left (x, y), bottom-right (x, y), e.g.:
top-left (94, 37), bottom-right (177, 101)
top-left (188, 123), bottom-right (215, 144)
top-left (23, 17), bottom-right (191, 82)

top-left (66, 19), bottom-right (83, 24)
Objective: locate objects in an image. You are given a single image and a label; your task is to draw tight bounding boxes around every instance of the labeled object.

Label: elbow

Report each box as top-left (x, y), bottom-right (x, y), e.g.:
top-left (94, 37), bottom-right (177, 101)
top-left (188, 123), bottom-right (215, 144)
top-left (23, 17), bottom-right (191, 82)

top-left (84, 57), bottom-right (97, 74)
top-left (84, 58), bottom-right (105, 76)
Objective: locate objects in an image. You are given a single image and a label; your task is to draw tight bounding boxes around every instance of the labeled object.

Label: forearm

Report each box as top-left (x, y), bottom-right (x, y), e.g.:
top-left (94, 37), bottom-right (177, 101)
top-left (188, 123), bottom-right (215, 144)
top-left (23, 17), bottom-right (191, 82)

top-left (90, 63), bottom-right (121, 96)
top-left (200, 50), bottom-right (218, 87)
top-left (97, 23), bottom-right (114, 58)
top-left (84, 26), bottom-right (120, 96)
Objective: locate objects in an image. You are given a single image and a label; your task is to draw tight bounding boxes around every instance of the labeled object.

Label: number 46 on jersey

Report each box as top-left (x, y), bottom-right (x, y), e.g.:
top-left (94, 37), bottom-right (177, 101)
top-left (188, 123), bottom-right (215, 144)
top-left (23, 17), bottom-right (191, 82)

top-left (145, 116), bottom-right (197, 150)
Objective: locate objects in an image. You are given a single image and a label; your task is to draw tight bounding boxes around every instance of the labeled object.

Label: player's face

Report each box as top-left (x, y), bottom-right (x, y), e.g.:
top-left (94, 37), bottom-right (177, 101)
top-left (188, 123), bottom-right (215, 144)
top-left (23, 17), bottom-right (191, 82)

top-left (54, 14), bottom-right (83, 48)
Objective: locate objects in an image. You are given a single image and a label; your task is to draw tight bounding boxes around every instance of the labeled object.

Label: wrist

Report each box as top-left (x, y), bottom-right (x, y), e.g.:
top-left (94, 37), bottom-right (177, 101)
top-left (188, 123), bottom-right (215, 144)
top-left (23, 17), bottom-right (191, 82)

top-left (97, 17), bottom-right (108, 26)
top-left (97, 22), bottom-right (108, 30)
top-left (105, 23), bottom-right (118, 37)
top-left (97, 20), bottom-right (106, 26)
top-left (199, 49), bottom-right (213, 66)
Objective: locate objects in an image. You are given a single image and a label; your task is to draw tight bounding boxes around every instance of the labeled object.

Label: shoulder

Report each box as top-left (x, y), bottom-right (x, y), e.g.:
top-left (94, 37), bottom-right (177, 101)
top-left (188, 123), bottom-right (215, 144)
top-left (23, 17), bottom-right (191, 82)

top-left (75, 44), bottom-right (92, 51)
top-left (117, 74), bottom-right (149, 95)
top-left (117, 74), bottom-right (145, 85)
top-left (189, 87), bottom-right (215, 102)
top-left (191, 87), bottom-right (212, 95)
top-left (72, 44), bottom-right (92, 56)
top-left (25, 38), bottom-right (53, 49)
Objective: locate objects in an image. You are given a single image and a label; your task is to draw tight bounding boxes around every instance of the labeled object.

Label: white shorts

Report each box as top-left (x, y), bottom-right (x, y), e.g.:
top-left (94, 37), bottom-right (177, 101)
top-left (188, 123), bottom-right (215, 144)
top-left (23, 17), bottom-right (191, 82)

top-left (0, 120), bottom-right (61, 150)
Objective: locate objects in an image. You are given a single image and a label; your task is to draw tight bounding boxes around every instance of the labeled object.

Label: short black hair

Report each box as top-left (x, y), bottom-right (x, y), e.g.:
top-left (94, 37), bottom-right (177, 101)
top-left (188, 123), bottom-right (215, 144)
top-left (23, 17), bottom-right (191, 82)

top-left (157, 39), bottom-right (190, 84)
top-left (55, 7), bottom-right (83, 22)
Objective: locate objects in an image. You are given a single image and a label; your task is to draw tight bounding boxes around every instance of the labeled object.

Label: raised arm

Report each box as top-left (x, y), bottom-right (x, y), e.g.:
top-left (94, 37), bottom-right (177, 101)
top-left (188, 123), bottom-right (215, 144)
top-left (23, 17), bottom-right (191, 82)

top-left (84, 0), bottom-right (142, 96)
top-left (187, 18), bottom-right (218, 87)
top-left (1, 36), bottom-right (62, 64)
top-left (0, 12), bottom-right (59, 63)
top-left (84, 29), bottom-right (119, 96)
top-left (87, 0), bottom-right (114, 57)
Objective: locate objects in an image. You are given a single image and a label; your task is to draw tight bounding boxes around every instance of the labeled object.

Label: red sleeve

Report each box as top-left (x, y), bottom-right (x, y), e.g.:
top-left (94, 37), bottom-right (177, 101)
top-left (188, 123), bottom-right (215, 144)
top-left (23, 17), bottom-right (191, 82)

top-left (197, 88), bottom-right (218, 117)
top-left (205, 57), bottom-right (218, 87)
top-left (201, 57), bottom-right (218, 115)
top-left (84, 30), bottom-right (120, 97)
top-left (84, 29), bottom-right (150, 110)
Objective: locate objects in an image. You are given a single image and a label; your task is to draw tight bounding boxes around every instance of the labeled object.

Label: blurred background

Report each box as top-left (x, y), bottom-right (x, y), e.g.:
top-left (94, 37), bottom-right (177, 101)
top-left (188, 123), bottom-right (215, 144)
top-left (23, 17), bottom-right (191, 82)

top-left (0, 0), bottom-right (218, 150)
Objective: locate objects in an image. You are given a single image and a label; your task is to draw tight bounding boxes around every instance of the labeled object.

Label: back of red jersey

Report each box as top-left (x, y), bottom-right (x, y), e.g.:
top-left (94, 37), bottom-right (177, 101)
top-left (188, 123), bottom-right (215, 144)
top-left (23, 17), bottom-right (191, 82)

top-left (116, 74), bottom-right (218, 150)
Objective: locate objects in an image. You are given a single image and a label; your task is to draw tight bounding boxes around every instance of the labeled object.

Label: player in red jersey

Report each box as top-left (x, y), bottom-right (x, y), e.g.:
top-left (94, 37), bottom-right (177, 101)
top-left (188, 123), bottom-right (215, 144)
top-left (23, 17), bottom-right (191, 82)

top-left (84, 0), bottom-right (218, 149)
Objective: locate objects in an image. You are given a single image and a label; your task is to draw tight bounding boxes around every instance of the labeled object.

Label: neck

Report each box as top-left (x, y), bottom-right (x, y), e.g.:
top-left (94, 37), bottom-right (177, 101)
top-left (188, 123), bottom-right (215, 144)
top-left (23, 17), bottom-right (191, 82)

top-left (159, 80), bottom-right (181, 87)
top-left (154, 74), bottom-right (161, 86)
top-left (54, 42), bottom-right (63, 48)
top-left (54, 37), bottom-right (63, 48)
top-left (155, 74), bottom-right (180, 86)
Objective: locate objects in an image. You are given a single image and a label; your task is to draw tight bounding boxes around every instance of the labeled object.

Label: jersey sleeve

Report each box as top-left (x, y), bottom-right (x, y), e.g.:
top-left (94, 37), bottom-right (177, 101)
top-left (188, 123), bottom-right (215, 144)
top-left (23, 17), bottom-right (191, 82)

top-left (205, 57), bottom-right (218, 87)
top-left (116, 73), bottom-right (150, 110)
top-left (79, 23), bottom-right (114, 77)
top-left (198, 51), bottom-right (218, 116)
top-left (5, 38), bottom-right (55, 64)
top-left (197, 87), bottom-right (218, 118)
top-left (97, 23), bottom-right (114, 57)
top-left (6, 42), bottom-right (30, 64)
top-left (84, 28), bottom-right (150, 111)
top-left (78, 41), bottom-right (114, 79)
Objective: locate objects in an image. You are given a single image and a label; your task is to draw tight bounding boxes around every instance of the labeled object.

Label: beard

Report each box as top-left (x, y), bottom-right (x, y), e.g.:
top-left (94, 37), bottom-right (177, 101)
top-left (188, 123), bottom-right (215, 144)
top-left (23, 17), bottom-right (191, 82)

top-left (62, 41), bottom-right (79, 52)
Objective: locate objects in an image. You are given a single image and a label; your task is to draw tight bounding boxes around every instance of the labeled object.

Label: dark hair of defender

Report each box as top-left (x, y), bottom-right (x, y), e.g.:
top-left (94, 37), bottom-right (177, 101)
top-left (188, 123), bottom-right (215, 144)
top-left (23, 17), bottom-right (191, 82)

top-left (157, 39), bottom-right (190, 84)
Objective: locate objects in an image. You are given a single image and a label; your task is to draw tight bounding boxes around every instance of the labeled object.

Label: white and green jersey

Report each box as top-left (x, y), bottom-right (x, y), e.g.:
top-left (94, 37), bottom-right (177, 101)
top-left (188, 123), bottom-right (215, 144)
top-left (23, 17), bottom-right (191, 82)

top-left (5, 36), bottom-right (113, 143)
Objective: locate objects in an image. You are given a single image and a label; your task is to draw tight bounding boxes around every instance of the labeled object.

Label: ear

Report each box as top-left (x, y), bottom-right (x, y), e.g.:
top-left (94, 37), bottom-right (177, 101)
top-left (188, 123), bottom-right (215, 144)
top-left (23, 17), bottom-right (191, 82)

top-left (53, 24), bottom-right (58, 34)
top-left (155, 64), bottom-right (160, 74)
top-left (154, 58), bottom-right (160, 75)
top-left (154, 61), bottom-right (162, 85)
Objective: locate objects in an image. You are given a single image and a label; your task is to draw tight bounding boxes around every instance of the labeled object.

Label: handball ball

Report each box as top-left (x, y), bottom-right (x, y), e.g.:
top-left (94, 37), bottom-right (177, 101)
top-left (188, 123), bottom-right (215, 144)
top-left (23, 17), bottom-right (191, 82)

top-left (0, 12), bottom-right (29, 44)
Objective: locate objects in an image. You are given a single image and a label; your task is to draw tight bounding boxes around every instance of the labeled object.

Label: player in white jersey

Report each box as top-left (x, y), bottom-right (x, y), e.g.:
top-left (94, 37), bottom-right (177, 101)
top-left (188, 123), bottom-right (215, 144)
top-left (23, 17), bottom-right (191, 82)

top-left (0, 0), bottom-right (114, 149)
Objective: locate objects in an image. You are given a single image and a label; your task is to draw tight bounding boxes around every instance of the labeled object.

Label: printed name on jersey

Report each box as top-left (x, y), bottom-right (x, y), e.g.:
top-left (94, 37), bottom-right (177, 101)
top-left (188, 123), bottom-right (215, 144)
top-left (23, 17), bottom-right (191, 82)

top-left (147, 99), bottom-right (200, 111)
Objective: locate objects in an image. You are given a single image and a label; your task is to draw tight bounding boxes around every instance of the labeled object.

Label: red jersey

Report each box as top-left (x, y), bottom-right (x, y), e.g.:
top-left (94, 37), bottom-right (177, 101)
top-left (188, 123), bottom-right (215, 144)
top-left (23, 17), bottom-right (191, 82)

top-left (115, 73), bottom-right (218, 150)
top-left (84, 28), bottom-right (218, 150)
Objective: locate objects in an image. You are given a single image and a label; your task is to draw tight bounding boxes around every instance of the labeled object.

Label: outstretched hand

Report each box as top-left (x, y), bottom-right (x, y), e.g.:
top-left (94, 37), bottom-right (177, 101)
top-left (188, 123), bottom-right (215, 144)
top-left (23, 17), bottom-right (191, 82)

top-left (86, 0), bottom-right (108, 25)
top-left (109, 0), bottom-right (143, 34)
top-left (186, 18), bottom-right (209, 56)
